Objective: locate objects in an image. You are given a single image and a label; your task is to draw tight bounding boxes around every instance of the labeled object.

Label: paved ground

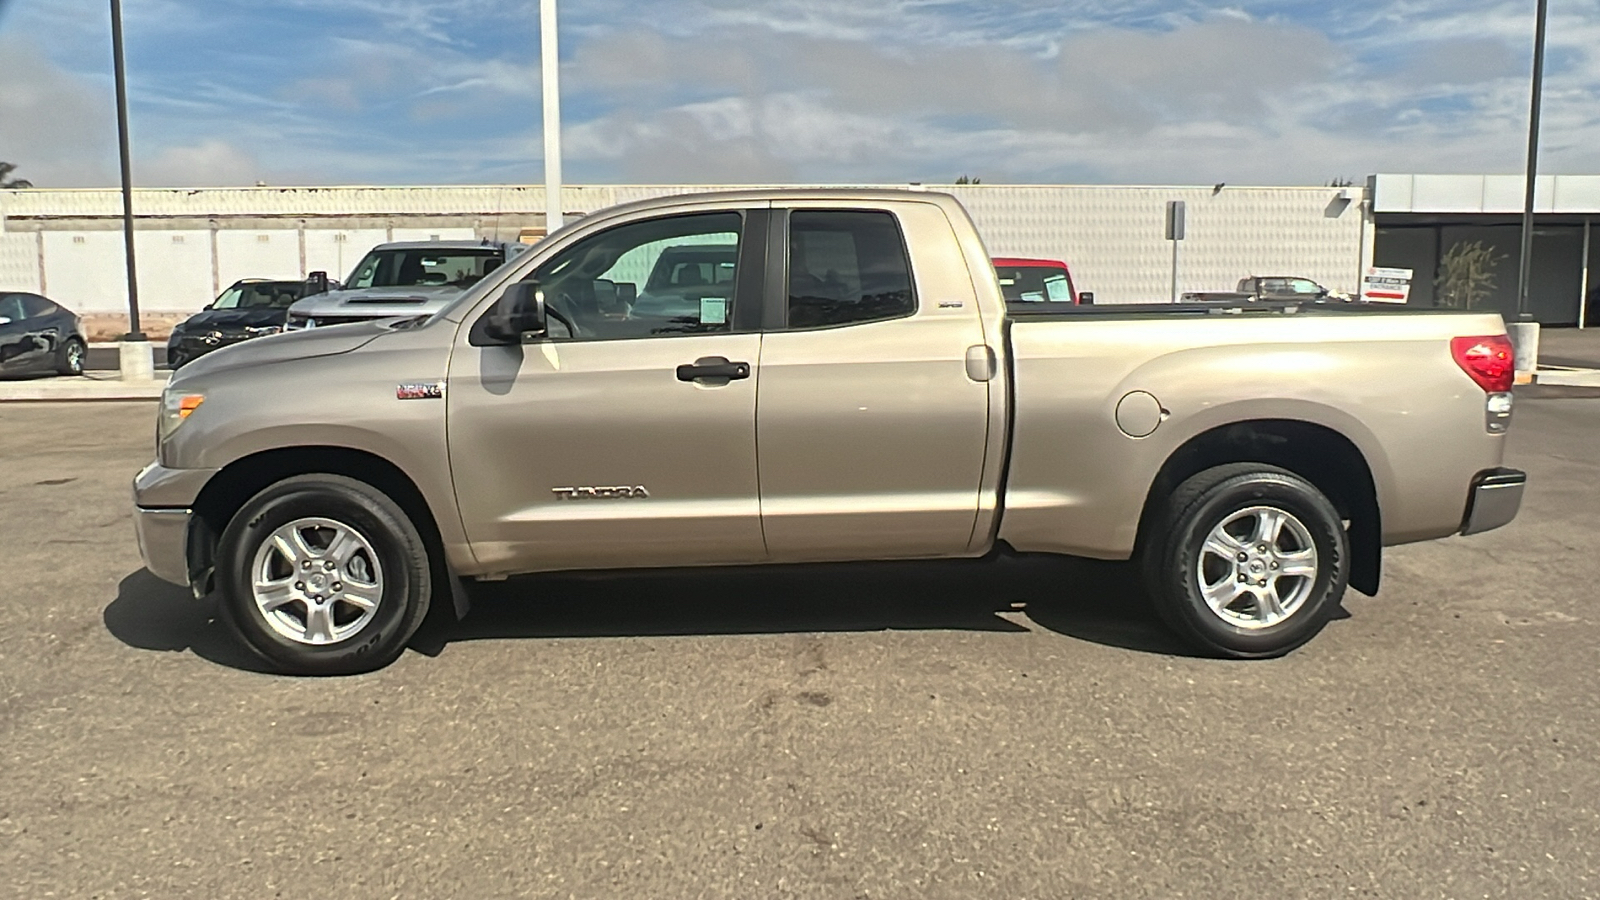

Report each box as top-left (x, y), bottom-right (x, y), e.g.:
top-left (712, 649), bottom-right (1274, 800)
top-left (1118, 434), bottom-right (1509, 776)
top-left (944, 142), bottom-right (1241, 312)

top-left (1, 399), bottom-right (1596, 899)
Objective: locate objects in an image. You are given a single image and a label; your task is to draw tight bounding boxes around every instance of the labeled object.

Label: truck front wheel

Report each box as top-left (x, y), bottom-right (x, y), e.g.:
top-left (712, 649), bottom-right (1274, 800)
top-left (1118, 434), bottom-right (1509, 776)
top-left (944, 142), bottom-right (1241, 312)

top-left (216, 474), bottom-right (433, 675)
top-left (1143, 464), bottom-right (1348, 658)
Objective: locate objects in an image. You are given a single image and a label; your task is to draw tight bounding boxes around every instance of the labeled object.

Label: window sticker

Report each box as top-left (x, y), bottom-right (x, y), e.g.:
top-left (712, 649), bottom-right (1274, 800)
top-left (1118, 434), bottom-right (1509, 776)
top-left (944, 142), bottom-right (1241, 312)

top-left (700, 296), bottom-right (729, 325)
top-left (1045, 275), bottom-right (1072, 301)
top-left (1019, 291), bottom-right (1045, 303)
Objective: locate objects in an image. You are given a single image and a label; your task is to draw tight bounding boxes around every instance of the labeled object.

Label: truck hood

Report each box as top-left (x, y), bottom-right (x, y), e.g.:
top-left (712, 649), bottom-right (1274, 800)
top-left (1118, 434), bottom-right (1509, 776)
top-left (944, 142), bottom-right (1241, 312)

top-left (288, 284), bottom-right (464, 317)
top-left (171, 319), bottom-right (391, 384)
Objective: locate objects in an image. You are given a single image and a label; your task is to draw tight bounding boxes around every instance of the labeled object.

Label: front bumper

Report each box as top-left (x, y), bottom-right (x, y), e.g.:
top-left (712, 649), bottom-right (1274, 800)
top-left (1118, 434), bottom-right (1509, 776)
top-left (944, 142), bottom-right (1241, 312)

top-left (1461, 467), bottom-right (1527, 536)
top-left (134, 505), bottom-right (192, 586)
top-left (133, 463), bottom-right (218, 588)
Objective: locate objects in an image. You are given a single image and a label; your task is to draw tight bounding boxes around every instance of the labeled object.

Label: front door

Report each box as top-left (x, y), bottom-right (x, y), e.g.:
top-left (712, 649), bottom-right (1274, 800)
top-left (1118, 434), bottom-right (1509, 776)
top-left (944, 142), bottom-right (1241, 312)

top-left (447, 210), bottom-right (770, 574)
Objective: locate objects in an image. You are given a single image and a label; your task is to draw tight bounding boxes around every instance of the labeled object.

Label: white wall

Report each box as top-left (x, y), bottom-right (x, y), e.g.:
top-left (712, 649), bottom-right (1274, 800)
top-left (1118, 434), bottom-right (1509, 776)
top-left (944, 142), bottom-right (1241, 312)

top-left (951, 186), bottom-right (1365, 304)
top-left (304, 229), bottom-right (389, 283)
top-left (389, 226), bottom-right (476, 243)
top-left (135, 230), bottom-right (214, 310)
top-left (215, 229), bottom-right (302, 289)
top-left (2, 184), bottom-right (1371, 314)
top-left (39, 230), bottom-right (214, 313)
top-left (41, 231), bottom-right (126, 313)
top-left (0, 233), bottom-right (39, 293)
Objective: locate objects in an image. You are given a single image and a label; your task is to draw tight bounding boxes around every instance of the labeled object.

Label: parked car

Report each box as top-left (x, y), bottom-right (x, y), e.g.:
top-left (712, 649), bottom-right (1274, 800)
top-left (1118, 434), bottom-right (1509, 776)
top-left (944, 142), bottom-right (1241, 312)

top-left (993, 257), bottom-right (1090, 305)
top-left (284, 240), bottom-right (526, 330)
top-left (1184, 276), bottom-right (1353, 304)
top-left (0, 291), bottom-right (87, 377)
top-left (135, 189), bottom-right (1525, 675)
top-left (167, 279), bottom-right (320, 370)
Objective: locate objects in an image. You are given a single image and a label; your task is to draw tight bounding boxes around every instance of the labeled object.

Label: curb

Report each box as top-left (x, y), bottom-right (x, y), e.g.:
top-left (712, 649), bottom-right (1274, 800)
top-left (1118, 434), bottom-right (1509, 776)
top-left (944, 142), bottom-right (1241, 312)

top-left (1534, 366), bottom-right (1600, 388)
top-left (0, 376), bottom-right (166, 402)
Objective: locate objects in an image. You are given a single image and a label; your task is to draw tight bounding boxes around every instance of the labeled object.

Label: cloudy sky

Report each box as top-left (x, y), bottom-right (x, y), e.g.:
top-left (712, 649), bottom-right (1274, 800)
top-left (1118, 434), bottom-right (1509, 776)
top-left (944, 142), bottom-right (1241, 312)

top-left (1, 0), bottom-right (1597, 188)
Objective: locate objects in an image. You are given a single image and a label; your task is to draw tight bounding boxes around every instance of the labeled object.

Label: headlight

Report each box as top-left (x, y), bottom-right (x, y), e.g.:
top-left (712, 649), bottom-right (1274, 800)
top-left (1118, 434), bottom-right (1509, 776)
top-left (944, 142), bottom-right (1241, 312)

top-left (245, 325), bottom-right (283, 336)
top-left (159, 389), bottom-right (205, 444)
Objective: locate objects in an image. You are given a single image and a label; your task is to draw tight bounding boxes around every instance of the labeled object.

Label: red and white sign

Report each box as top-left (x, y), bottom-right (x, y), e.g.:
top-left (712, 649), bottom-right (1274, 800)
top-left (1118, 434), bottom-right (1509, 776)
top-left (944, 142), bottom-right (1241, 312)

top-left (1362, 267), bottom-right (1413, 304)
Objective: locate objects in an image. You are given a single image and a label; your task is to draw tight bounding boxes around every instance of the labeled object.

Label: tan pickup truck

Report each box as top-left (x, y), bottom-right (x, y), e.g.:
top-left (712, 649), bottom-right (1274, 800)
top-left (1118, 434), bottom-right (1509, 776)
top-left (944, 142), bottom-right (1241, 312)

top-left (133, 189), bottom-right (1526, 675)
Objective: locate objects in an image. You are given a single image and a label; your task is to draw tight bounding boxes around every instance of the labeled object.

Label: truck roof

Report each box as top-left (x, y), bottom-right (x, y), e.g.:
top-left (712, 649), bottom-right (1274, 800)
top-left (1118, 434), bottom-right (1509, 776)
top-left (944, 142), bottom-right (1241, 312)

top-left (367, 240), bottom-right (519, 252)
top-left (993, 257), bottom-right (1069, 269)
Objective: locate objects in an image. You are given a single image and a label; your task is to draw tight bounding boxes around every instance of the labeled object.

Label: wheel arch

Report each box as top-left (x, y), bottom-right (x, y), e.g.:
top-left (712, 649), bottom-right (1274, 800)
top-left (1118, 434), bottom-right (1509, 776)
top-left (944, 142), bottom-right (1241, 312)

top-left (187, 447), bottom-right (459, 610)
top-left (1136, 419), bottom-right (1383, 595)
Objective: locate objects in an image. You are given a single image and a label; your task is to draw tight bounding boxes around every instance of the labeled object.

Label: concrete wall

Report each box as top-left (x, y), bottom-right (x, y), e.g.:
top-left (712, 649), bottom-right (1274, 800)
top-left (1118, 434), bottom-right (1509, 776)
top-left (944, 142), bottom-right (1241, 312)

top-left (0, 183), bottom-right (1368, 314)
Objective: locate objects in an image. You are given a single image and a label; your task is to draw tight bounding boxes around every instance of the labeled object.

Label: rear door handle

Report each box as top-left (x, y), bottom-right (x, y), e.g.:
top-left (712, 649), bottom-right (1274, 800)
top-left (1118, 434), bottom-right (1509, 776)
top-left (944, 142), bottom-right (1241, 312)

top-left (676, 356), bottom-right (751, 383)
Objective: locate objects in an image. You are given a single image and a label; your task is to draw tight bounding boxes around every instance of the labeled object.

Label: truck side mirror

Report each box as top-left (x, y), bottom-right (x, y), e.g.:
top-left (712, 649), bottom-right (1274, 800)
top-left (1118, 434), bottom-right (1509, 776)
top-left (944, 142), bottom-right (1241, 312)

top-left (1077, 291), bottom-right (1095, 305)
top-left (306, 271), bottom-right (330, 296)
top-left (483, 281), bottom-right (547, 344)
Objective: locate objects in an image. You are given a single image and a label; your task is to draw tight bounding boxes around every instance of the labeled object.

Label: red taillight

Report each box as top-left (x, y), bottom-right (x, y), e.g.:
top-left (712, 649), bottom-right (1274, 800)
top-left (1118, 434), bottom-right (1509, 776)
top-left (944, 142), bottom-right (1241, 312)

top-left (1451, 334), bottom-right (1515, 393)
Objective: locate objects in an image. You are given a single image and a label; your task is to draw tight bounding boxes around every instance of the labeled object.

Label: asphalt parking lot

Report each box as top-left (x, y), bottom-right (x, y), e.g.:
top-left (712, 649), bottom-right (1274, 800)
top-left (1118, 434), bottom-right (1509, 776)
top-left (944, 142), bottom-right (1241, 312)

top-left (2, 398), bottom-right (1597, 899)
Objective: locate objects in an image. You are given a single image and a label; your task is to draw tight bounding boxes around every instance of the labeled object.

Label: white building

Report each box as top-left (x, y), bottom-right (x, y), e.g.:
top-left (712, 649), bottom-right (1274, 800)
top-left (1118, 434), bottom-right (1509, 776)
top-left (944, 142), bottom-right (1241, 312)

top-left (1, 182), bottom-right (1375, 317)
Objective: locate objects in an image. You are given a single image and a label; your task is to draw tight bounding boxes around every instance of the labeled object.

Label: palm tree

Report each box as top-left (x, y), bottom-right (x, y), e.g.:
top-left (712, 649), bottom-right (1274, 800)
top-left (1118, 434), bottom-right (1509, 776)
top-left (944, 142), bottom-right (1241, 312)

top-left (0, 162), bottom-right (34, 189)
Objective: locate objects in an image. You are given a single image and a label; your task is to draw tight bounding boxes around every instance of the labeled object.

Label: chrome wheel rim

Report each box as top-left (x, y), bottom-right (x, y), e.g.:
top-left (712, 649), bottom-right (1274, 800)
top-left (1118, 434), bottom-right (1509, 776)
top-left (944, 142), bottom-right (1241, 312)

top-left (66, 342), bottom-right (84, 372)
top-left (250, 517), bottom-right (383, 646)
top-left (1196, 506), bottom-right (1319, 630)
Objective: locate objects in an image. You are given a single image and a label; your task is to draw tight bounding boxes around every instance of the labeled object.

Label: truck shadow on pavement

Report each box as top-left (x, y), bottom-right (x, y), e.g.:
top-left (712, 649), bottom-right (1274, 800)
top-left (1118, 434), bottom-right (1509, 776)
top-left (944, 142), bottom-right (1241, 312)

top-left (105, 555), bottom-right (1217, 671)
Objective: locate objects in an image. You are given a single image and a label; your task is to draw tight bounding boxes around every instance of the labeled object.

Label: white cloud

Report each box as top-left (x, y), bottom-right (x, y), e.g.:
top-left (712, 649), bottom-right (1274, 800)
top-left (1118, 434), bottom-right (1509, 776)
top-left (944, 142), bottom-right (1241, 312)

top-left (0, 36), bottom-right (116, 187)
top-left (138, 140), bottom-right (264, 187)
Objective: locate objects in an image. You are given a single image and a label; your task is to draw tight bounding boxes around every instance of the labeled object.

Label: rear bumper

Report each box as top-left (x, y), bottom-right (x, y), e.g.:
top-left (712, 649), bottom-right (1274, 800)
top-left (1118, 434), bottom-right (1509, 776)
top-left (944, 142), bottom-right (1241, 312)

top-left (1460, 467), bottom-right (1527, 536)
top-left (134, 506), bottom-right (192, 586)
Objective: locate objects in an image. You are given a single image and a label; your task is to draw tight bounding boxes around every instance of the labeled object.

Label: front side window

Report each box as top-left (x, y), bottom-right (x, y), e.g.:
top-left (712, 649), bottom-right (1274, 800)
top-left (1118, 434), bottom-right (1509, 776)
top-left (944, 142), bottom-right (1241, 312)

top-left (215, 283), bottom-right (300, 310)
top-left (531, 212), bottom-right (742, 341)
top-left (345, 248), bottom-right (505, 290)
top-left (787, 211), bottom-right (915, 329)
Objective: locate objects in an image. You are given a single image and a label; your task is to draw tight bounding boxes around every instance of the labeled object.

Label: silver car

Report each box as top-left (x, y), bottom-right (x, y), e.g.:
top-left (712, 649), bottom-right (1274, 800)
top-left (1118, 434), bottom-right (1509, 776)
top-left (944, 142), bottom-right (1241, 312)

top-left (285, 240), bottom-right (529, 329)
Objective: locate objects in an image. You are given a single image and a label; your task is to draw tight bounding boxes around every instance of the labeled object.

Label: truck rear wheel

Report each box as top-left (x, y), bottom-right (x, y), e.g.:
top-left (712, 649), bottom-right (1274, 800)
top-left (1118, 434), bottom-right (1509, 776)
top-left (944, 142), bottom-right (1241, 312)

top-left (1142, 464), bottom-right (1348, 658)
top-left (216, 474), bottom-right (432, 675)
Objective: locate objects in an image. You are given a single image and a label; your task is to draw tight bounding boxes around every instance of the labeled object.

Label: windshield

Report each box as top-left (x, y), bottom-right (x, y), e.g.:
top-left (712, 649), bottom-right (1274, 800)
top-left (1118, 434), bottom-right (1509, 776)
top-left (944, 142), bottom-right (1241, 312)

top-left (996, 265), bottom-right (1075, 303)
top-left (213, 282), bottom-right (301, 310)
top-left (343, 248), bottom-right (505, 290)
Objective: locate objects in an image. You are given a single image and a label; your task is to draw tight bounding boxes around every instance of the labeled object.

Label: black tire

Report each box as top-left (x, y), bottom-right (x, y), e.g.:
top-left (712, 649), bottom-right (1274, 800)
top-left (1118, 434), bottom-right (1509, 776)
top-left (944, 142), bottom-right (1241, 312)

top-left (216, 474), bottom-right (432, 675)
top-left (1141, 463), bottom-right (1348, 659)
top-left (55, 337), bottom-right (86, 376)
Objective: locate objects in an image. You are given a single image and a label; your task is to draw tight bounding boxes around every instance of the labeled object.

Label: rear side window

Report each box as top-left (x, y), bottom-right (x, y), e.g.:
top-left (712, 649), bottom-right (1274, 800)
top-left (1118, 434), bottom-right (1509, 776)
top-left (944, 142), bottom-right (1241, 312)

top-left (20, 294), bottom-right (56, 317)
top-left (787, 211), bottom-right (915, 329)
top-left (0, 294), bottom-right (23, 322)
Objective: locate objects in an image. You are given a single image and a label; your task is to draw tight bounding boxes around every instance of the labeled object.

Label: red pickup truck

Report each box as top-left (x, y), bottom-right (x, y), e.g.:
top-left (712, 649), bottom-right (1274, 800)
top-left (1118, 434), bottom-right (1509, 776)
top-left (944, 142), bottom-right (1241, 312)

top-left (993, 257), bottom-right (1089, 306)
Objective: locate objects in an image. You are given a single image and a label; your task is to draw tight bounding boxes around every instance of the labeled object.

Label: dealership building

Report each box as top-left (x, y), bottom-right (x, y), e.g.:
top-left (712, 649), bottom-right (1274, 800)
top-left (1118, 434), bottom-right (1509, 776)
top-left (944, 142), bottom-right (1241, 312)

top-left (0, 174), bottom-right (1593, 326)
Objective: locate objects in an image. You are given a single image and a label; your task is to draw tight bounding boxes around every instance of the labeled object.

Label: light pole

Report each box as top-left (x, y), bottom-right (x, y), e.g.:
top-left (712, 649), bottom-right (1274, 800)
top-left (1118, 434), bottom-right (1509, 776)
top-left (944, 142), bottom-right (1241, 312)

top-left (540, 0), bottom-right (563, 234)
top-left (1508, 0), bottom-right (1549, 377)
top-left (1515, 0), bottom-right (1549, 322)
top-left (110, 0), bottom-right (153, 379)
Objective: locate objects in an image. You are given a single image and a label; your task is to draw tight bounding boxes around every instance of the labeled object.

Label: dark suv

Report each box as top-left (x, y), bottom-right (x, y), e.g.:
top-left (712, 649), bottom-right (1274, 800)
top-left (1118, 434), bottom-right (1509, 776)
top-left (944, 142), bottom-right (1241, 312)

top-left (167, 280), bottom-right (314, 369)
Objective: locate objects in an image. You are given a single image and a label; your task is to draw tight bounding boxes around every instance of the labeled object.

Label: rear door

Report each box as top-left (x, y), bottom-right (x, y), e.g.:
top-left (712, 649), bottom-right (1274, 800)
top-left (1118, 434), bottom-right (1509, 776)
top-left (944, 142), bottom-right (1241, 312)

top-left (755, 202), bottom-right (993, 562)
top-left (447, 208), bottom-right (771, 574)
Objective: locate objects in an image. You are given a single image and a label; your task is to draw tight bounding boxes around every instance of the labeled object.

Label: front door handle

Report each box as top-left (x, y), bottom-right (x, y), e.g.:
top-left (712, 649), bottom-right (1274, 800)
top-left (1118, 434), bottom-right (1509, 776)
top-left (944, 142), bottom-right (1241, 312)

top-left (676, 356), bottom-right (751, 383)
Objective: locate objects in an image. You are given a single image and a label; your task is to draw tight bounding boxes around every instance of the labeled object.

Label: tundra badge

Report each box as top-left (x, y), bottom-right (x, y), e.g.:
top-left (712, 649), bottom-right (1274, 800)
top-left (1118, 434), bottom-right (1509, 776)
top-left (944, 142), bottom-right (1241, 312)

top-left (552, 486), bottom-right (650, 500)
top-left (396, 382), bottom-right (445, 400)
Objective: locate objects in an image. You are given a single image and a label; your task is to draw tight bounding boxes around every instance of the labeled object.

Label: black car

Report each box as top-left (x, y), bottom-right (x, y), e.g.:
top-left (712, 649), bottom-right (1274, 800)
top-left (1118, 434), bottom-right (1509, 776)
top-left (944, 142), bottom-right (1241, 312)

top-left (167, 279), bottom-right (314, 369)
top-left (0, 292), bottom-right (88, 377)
